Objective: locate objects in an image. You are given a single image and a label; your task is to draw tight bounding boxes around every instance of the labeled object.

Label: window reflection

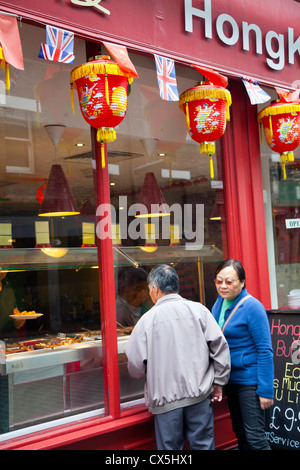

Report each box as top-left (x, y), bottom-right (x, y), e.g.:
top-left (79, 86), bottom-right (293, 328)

top-left (110, 54), bottom-right (228, 404)
top-left (260, 88), bottom-right (300, 309)
top-left (0, 23), bottom-right (105, 434)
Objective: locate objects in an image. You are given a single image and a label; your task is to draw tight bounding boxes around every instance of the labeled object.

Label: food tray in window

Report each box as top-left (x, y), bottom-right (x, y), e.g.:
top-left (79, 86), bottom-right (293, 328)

top-left (9, 313), bottom-right (43, 320)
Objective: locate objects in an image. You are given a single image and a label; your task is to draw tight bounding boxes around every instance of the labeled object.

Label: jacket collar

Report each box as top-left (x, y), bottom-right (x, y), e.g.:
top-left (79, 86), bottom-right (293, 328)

top-left (155, 293), bottom-right (182, 307)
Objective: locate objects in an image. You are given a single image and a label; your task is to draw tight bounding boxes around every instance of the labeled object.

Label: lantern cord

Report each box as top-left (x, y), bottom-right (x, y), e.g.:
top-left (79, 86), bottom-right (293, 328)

top-left (105, 74), bottom-right (110, 105)
top-left (101, 141), bottom-right (106, 169)
top-left (210, 154), bottom-right (214, 179)
top-left (70, 83), bottom-right (75, 115)
top-left (185, 101), bottom-right (190, 131)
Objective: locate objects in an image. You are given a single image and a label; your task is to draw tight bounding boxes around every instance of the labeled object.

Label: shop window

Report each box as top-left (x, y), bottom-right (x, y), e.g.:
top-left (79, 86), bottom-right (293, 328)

top-left (260, 89), bottom-right (300, 309)
top-left (107, 53), bottom-right (228, 405)
top-left (0, 22), bottom-right (230, 438)
top-left (0, 23), bottom-right (106, 438)
top-left (4, 114), bottom-right (35, 174)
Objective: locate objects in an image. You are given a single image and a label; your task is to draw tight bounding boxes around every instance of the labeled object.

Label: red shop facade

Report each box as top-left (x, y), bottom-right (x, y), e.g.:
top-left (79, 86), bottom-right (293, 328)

top-left (0, 0), bottom-right (298, 451)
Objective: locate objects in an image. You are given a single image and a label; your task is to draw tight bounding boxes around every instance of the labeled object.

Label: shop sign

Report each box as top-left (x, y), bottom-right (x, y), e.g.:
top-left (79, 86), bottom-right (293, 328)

top-left (184, 0), bottom-right (300, 72)
top-left (70, 0), bottom-right (110, 15)
top-left (285, 218), bottom-right (300, 229)
top-left (2, 0), bottom-right (298, 87)
top-left (266, 313), bottom-right (300, 450)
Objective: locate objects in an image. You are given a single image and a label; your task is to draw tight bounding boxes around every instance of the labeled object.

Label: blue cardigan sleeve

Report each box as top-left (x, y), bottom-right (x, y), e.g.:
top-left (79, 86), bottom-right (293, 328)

top-left (246, 298), bottom-right (274, 398)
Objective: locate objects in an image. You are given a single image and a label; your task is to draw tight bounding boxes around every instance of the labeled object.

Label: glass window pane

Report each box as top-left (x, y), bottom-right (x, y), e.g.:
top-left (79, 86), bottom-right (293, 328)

top-left (260, 89), bottom-right (300, 309)
top-left (109, 54), bottom-right (228, 405)
top-left (0, 23), bottom-right (106, 436)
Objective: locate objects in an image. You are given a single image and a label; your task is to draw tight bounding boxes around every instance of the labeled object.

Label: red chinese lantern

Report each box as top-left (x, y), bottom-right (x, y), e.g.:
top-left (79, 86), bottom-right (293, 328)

top-left (70, 56), bottom-right (134, 167)
top-left (179, 66), bottom-right (231, 178)
top-left (257, 92), bottom-right (300, 179)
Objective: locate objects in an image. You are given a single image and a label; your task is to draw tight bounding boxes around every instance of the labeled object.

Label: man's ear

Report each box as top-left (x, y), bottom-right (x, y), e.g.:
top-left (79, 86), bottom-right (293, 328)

top-left (154, 286), bottom-right (160, 298)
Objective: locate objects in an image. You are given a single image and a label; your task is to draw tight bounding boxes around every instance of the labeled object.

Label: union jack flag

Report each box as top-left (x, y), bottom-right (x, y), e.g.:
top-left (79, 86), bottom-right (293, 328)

top-left (38, 26), bottom-right (75, 63)
top-left (154, 55), bottom-right (179, 101)
top-left (242, 77), bottom-right (271, 105)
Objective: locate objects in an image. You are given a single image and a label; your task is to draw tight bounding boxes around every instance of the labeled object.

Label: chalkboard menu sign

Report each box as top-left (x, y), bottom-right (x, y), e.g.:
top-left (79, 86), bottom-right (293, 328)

top-left (266, 310), bottom-right (300, 450)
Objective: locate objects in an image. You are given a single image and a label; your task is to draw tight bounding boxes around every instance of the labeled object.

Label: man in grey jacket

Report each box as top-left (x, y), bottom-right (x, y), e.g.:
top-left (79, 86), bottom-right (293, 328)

top-left (125, 264), bottom-right (231, 450)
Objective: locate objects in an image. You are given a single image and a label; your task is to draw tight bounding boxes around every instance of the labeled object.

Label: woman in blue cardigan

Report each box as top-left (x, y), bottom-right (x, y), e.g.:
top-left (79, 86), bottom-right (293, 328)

top-left (212, 259), bottom-right (274, 450)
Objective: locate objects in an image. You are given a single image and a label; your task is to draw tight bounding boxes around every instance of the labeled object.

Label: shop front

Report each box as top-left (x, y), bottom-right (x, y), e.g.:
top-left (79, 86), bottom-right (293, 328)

top-left (0, 0), bottom-right (298, 450)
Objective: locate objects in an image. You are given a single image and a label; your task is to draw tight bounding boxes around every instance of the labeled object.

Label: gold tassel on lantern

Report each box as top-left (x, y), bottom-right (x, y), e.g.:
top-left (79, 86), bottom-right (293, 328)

top-left (200, 143), bottom-right (215, 179)
top-left (70, 82), bottom-right (75, 115)
top-left (185, 101), bottom-right (190, 131)
top-left (281, 161), bottom-right (287, 180)
top-left (0, 46), bottom-right (10, 91)
top-left (5, 63), bottom-right (10, 91)
top-left (100, 141), bottom-right (106, 169)
top-left (200, 142), bottom-right (215, 155)
top-left (97, 128), bottom-right (116, 143)
top-left (226, 99), bottom-right (230, 121)
top-left (280, 152), bottom-right (294, 180)
top-left (97, 127), bottom-right (117, 168)
top-left (268, 114), bottom-right (273, 139)
top-left (105, 74), bottom-right (110, 105)
top-left (209, 154), bottom-right (214, 179)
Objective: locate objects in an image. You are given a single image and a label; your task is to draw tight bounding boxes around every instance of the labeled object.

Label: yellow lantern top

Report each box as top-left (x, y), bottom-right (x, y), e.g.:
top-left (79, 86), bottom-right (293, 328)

top-left (70, 56), bottom-right (133, 86)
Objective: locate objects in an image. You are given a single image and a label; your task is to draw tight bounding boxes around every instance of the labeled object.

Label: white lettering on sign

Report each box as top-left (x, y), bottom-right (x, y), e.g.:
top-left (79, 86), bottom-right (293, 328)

top-left (285, 218), bottom-right (300, 229)
top-left (71, 0), bottom-right (110, 15)
top-left (184, 0), bottom-right (300, 71)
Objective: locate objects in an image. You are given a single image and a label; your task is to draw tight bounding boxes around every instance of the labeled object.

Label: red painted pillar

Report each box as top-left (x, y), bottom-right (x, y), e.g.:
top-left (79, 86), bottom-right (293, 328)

top-left (91, 127), bottom-right (120, 418)
top-left (222, 80), bottom-right (271, 309)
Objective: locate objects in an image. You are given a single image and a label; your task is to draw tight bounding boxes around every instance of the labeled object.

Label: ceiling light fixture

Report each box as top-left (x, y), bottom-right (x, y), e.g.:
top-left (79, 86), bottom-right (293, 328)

top-left (39, 125), bottom-right (80, 217)
top-left (38, 164), bottom-right (80, 217)
top-left (135, 172), bottom-right (170, 218)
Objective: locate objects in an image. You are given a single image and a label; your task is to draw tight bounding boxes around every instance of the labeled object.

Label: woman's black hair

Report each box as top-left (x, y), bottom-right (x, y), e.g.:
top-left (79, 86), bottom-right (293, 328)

top-left (215, 259), bottom-right (246, 286)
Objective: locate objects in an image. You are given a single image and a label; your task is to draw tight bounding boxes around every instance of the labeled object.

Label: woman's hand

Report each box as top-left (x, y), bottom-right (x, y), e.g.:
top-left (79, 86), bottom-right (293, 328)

top-left (259, 396), bottom-right (274, 410)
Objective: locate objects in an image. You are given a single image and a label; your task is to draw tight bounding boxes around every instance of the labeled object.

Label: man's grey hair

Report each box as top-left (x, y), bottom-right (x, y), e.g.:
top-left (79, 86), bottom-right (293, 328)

top-left (147, 264), bottom-right (179, 294)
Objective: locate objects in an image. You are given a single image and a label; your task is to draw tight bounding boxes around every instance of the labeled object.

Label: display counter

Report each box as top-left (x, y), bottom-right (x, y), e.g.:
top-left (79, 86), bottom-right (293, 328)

top-left (0, 332), bottom-right (144, 434)
top-left (0, 243), bottom-right (223, 438)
